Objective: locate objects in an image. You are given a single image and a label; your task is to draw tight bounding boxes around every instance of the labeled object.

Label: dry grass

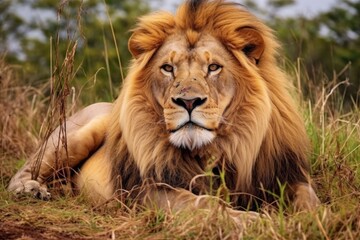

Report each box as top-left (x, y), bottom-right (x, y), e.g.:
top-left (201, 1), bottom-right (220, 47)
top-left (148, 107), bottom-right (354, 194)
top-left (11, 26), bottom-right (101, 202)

top-left (0, 58), bottom-right (47, 185)
top-left (1, 50), bottom-right (360, 239)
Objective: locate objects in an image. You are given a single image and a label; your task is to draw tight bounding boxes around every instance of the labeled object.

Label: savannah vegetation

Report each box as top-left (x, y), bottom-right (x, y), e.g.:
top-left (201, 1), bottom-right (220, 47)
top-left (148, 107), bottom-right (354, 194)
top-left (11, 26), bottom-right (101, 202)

top-left (0, 0), bottom-right (359, 239)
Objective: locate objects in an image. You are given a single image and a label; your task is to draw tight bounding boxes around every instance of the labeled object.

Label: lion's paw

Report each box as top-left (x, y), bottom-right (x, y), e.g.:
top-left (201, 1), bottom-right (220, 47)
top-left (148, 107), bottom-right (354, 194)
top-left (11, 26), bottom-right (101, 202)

top-left (226, 208), bottom-right (259, 229)
top-left (11, 180), bottom-right (51, 200)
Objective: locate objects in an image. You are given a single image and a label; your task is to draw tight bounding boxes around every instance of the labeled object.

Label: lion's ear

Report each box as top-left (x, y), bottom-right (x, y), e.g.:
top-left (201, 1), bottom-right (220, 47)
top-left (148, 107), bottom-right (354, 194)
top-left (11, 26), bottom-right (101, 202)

top-left (237, 27), bottom-right (265, 65)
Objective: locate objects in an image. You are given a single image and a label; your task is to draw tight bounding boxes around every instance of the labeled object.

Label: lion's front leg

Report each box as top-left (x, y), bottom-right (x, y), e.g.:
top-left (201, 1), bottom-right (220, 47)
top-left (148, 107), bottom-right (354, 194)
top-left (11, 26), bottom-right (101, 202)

top-left (142, 188), bottom-right (259, 227)
top-left (8, 102), bottom-right (112, 199)
top-left (290, 183), bottom-right (320, 210)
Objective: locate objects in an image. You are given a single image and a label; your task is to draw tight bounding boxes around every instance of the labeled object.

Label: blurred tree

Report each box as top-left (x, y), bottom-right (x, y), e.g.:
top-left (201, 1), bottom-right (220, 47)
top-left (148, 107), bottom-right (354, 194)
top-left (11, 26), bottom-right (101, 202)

top-left (1, 0), bottom-right (149, 103)
top-left (317, 0), bottom-right (360, 102)
top-left (0, 0), bottom-right (26, 63)
top-left (248, 0), bottom-right (360, 105)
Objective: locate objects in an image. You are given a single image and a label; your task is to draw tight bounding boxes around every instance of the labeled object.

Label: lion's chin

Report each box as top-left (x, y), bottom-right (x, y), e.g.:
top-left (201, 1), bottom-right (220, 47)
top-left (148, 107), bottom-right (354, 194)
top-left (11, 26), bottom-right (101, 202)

top-left (169, 124), bottom-right (215, 150)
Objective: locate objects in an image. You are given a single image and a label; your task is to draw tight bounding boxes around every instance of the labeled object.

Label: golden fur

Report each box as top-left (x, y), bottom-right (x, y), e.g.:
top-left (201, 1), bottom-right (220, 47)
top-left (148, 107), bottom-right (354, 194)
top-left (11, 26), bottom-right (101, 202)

top-left (8, 0), bottom-right (319, 212)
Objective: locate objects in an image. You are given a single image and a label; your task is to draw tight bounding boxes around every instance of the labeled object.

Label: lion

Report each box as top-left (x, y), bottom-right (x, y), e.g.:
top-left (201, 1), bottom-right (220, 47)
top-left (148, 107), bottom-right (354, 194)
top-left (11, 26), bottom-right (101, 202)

top-left (8, 0), bottom-right (319, 216)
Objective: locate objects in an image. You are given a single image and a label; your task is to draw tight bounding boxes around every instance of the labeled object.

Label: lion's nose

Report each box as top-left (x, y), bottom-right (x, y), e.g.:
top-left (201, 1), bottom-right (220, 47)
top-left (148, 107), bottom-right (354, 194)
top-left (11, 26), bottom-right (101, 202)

top-left (172, 97), bottom-right (207, 113)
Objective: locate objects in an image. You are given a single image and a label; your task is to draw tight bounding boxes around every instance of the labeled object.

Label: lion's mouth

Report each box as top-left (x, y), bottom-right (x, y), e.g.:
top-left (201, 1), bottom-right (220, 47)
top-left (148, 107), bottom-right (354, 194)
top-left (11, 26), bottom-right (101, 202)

top-left (169, 122), bottom-right (215, 149)
top-left (169, 121), bottom-right (213, 133)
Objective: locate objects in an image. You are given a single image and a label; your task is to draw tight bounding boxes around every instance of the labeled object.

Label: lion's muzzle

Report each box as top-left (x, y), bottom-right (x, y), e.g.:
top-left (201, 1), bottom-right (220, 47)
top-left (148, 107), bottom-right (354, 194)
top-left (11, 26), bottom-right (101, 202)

top-left (166, 95), bottom-right (217, 149)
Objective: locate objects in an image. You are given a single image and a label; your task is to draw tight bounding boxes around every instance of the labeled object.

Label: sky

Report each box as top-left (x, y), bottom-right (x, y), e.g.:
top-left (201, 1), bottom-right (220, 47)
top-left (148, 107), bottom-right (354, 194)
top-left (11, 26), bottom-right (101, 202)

top-left (150, 0), bottom-right (339, 18)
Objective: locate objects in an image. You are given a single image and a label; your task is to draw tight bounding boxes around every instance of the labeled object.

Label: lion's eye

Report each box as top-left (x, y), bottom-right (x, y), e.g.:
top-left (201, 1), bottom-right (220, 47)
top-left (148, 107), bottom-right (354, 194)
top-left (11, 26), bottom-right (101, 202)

top-left (208, 63), bottom-right (222, 73)
top-left (161, 64), bottom-right (174, 73)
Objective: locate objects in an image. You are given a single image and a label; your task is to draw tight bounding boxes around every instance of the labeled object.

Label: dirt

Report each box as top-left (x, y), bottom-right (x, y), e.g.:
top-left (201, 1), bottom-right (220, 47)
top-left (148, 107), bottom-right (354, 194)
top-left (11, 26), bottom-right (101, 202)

top-left (0, 222), bottom-right (93, 240)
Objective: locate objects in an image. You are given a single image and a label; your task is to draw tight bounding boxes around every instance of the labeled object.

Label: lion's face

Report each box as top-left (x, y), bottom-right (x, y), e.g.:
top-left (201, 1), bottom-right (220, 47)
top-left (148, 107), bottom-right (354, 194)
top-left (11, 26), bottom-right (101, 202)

top-left (149, 34), bottom-right (237, 150)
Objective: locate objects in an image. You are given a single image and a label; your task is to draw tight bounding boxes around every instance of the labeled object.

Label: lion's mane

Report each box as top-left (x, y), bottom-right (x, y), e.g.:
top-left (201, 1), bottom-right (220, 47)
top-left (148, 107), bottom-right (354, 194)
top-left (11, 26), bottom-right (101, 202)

top-left (106, 0), bottom-right (310, 208)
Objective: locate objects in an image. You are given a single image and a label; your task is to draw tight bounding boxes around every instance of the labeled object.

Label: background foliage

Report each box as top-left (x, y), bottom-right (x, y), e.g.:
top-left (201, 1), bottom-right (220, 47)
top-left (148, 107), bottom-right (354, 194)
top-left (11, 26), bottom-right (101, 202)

top-left (0, 0), bottom-right (359, 105)
top-left (1, 0), bottom-right (149, 102)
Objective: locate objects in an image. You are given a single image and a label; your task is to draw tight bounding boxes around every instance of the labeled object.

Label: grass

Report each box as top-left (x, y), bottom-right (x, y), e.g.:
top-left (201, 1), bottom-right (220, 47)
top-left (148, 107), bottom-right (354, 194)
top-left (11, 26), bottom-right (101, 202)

top-left (1, 54), bottom-right (360, 239)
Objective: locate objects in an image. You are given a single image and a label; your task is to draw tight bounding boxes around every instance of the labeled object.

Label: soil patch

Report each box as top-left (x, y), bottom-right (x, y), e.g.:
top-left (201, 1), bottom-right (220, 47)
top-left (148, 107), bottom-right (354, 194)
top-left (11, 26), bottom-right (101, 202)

top-left (0, 221), bottom-right (91, 240)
